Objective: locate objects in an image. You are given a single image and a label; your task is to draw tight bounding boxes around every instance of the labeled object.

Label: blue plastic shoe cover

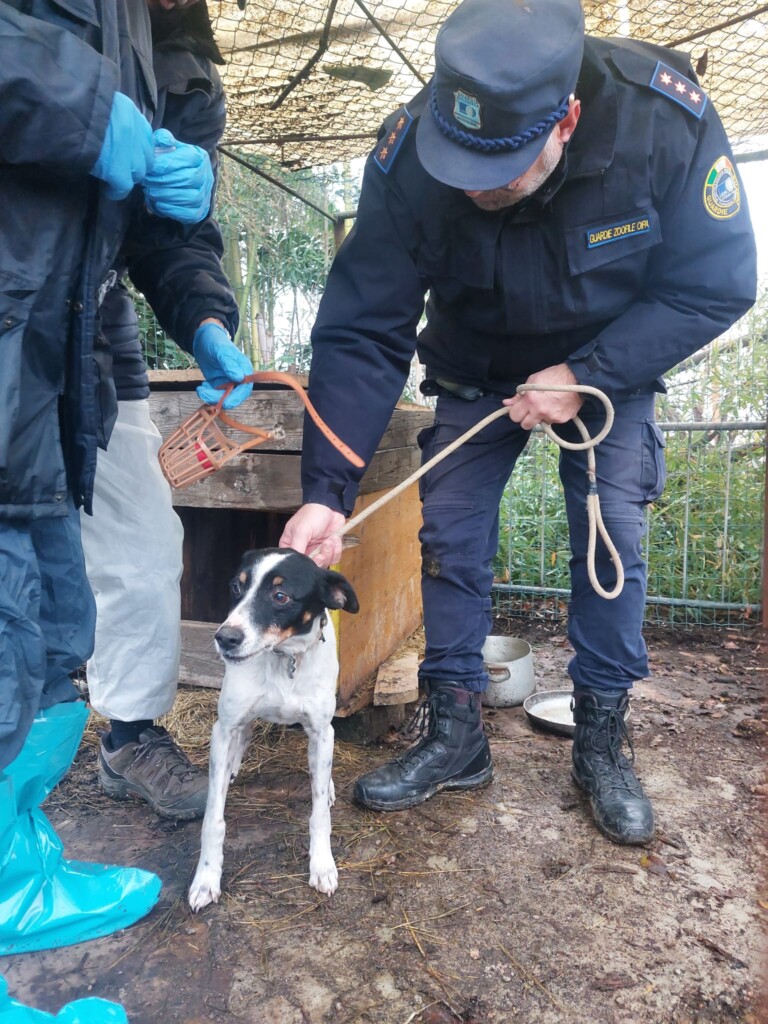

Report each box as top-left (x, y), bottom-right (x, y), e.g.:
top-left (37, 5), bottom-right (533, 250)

top-left (0, 974), bottom-right (128, 1022)
top-left (0, 703), bottom-right (161, 955)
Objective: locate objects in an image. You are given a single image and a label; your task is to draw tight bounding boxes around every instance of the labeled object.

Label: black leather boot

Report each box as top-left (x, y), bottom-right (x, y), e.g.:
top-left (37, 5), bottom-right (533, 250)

top-left (353, 681), bottom-right (493, 811)
top-left (571, 687), bottom-right (655, 845)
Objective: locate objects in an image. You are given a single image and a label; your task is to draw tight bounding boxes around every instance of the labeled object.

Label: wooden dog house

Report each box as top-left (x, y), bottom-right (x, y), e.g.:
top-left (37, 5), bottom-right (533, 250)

top-left (148, 377), bottom-right (432, 715)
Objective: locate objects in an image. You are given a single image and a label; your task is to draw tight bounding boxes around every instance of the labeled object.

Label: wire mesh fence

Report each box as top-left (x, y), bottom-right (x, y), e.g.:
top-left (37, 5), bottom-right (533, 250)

top-left (207, 0), bottom-right (768, 169)
top-left (491, 420), bottom-right (767, 629)
top-left (133, 286), bottom-right (193, 372)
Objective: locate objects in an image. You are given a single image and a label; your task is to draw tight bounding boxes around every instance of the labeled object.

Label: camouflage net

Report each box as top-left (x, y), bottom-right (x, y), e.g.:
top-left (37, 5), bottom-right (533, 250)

top-left (208, 0), bottom-right (768, 169)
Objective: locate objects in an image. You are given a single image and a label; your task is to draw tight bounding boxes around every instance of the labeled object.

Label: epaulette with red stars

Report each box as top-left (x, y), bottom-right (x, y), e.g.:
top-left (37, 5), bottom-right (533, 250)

top-left (373, 105), bottom-right (413, 174)
top-left (649, 60), bottom-right (707, 119)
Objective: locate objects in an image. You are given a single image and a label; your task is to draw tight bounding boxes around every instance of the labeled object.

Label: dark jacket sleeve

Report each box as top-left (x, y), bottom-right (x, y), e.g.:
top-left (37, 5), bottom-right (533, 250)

top-left (567, 98), bottom-right (757, 396)
top-left (122, 59), bottom-right (239, 350)
top-left (0, 3), bottom-right (115, 174)
top-left (301, 155), bottom-right (426, 515)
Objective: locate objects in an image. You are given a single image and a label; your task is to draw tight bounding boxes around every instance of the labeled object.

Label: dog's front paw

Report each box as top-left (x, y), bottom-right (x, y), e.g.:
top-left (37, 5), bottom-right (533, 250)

top-left (309, 855), bottom-right (338, 896)
top-left (188, 867), bottom-right (222, 912)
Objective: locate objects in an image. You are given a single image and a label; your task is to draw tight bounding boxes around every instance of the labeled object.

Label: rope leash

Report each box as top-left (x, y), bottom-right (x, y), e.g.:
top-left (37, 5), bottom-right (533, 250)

top-left (338, 383), bottom-right (624, 600)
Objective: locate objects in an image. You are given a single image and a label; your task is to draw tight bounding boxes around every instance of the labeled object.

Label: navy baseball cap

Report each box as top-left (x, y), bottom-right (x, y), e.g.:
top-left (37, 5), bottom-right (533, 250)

top-left (416, 0), bottom-right (585, 191)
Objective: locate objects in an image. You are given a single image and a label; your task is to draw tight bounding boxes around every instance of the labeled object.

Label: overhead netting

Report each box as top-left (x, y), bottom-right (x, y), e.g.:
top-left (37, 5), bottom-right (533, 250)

top-left (208, 0), bottom-right (768, 169)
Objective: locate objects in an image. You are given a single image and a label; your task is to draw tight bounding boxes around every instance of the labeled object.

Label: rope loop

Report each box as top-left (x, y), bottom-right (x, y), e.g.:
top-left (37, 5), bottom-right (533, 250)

top-left (339, 382), bottom-right (624, 600)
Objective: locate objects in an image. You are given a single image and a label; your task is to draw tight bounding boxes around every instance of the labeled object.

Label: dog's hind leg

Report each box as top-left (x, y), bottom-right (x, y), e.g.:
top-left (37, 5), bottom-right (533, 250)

top-left (306, 723), bottom-right (338, 895)
top-left (188, 717), bottom-right (244, 912)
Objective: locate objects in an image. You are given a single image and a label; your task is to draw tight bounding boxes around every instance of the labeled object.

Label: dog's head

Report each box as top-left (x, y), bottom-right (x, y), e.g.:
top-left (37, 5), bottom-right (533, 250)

top-left (214, 547), bottom-right (359, 663)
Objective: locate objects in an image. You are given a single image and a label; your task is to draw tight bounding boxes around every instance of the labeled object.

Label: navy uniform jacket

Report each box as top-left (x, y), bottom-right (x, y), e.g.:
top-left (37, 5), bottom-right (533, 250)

top-left (302, 36), bottom-right (757, 516)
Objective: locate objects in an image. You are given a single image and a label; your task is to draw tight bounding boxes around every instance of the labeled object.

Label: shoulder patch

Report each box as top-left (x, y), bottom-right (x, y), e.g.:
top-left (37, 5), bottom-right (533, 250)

top-left (374, 106), bottom-right (413, 174)
top-left (703, 156), bottom-right (741, 220)
top-left (649, 60), bottom-right (707, 118)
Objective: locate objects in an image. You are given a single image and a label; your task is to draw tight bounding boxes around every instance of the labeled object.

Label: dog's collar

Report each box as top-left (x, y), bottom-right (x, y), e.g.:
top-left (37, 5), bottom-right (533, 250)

top-left (278, 613), bottom-right (328, 679)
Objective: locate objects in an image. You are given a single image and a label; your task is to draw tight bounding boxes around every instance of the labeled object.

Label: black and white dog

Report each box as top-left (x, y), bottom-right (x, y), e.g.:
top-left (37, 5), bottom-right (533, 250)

top-left (188, 548), bottom-right (359, 911)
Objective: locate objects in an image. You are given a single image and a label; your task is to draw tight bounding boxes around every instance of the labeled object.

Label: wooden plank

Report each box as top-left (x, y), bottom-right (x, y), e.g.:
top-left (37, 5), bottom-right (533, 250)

top-left (334, 671), bottom-right (377, 717)
top-left (178, 620), bottom-right (221, 689)
top-left (165, 447), bottom-right (422, 511)
top-left (148, 390), bottom-right (432, 453)
top-left (147, 368), bottom-right (311, 388)
top-left (373, 651), bottom-right (420, 706)
top-left (149, 390), bottom-right (306, 451)
top-left (335, 486), bottom-right (423, 710)
top-left (148, 368), bottom-right (202, 385)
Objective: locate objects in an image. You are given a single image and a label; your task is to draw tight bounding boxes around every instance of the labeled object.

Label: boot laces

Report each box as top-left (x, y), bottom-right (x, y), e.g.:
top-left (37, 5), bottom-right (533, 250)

top-left (585, 702), bottom-right (642, 794)
top-left (603, 706), bottom-right (636, 768)
top-left (395, 690), bottom-right (445, 769)
top-left (134, 733), bottom-right (197, 788)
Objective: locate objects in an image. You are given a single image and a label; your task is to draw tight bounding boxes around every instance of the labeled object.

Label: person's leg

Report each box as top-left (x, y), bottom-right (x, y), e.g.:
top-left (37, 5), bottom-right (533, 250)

top-left (0, 508), bottom-right (160, 954)
top-left (558, 389), bottom-right (664, 844)
top-left (0, 521), bottom-right (46, 772)
top-left (0, 498), bottom-right (92, 768)
top-left (354, 391), bottom-right (529, 810)
top-left (32, 497), bottom-right (95, 709)
top-left (80, 399), bottom-right (207, 819)
top-left (0, 701), bottom-right (161, 954)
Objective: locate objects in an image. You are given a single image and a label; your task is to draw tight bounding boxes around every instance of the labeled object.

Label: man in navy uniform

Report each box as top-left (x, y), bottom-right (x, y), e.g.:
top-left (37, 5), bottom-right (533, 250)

top-left (280, 0), bottom-right (756, 844)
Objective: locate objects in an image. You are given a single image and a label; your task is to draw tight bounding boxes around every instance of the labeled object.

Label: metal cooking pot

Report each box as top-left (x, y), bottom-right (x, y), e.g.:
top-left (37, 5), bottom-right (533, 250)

top-left (481, 636), bottom-right (535, 708)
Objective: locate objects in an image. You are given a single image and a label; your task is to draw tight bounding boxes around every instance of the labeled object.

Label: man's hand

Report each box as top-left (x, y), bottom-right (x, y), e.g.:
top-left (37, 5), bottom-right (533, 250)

top-left (503, 363), bottom-right (583, 430)
top-left (192, 320), bottom-right (254, 410)
top-left (143, 128), bottom-right (214, 225)
top-left (280, 504), bottom-right (346, 568)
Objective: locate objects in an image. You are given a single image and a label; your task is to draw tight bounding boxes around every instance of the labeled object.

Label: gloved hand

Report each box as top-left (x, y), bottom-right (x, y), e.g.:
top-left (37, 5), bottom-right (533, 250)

top-left (142, 128), bottom-right (214, 224)
top-left (90, 92), bottom-right (154, 200)
top-left (193, 321), bottom-right (254, 410)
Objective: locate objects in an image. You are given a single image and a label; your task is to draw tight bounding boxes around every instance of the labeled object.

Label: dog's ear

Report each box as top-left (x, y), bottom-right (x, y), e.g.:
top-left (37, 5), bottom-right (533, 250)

top-left (319, 569), bottom-right (359, 614)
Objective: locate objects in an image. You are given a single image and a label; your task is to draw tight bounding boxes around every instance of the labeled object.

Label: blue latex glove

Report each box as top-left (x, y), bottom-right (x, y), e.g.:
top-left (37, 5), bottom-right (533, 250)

top-left (142, 128), bottom-right (214, 224)
top-left (90, 92), bottom-right (154, 200)
top-left (193, 321), bottom-right (254, 410)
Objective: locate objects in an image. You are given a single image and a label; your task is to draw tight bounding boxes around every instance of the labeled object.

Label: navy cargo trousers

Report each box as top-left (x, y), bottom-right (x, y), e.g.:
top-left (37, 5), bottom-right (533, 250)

top-left (0, 499), bottom-right (95, 770)
top-left (417, 388), bottom-right (667, 693)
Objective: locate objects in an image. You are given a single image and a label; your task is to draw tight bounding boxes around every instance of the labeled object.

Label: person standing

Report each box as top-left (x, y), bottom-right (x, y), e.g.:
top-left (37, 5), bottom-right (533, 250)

top-left (0, 0), bottom-right (224, 952)
top-left (81, 0), bottom-right (253, 823)
top-left (280, 0), bottom-right (756, 844)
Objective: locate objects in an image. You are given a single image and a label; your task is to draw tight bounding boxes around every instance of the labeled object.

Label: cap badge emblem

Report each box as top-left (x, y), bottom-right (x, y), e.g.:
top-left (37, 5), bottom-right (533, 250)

top-left (453, 90), bottom-right (482, 130)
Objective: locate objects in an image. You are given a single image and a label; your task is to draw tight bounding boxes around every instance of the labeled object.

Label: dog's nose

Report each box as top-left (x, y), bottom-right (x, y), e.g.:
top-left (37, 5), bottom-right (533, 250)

top-left (215, 625), bottom-right (245, 652)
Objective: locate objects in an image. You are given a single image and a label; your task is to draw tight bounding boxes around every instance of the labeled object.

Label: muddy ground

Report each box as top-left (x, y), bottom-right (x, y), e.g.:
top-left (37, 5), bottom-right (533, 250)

top-left (3, 620), bottom-right (767, 1024)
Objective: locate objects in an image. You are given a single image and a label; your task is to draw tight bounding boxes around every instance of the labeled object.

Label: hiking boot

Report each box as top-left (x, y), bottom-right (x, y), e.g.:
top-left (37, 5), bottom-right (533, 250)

top-left (98, 725), bottom-right (208, 821)
top-left (571, 687), bottom-right (655, 845)
top-left (353, 681), bottom-right (493, 811)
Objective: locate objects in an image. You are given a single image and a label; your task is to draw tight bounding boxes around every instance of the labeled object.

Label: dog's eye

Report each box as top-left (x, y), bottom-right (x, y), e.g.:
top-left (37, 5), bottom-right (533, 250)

top-left (273, 590), bottom-right (290, 606)
top-left (230, 580), bottom-right (243, 600)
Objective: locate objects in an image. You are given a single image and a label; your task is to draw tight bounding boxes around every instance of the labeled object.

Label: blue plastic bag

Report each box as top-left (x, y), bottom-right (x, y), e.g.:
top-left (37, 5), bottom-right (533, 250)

top-left (0, 703), bottom-right (161, 955)
top-left (0, 975), bottom-right (128, 1022)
